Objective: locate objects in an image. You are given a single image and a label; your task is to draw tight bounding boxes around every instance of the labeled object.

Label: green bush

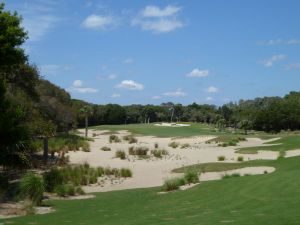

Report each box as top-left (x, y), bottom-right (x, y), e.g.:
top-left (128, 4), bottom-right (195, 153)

top-left (228, 141), bottom-right (237, 146)
top-left (43, 168), bottom-right (64, 192)
top-left (115, 150), bottom-right (126, 159)
top-left (20, 172), bottom-right (44, 206)
top-left (168, 142), bottom-right (179, 148)
top-left (128, 146), bottom-right (148, 156)
top-left (123, 135), bottom-right (138, 144)
top-left (120, 168), bottom-right (132, 177)
top-left (75, 186), bottom-right (85, 195)
top-left (151, 149), bottom-right (169, 158)
top-left (218, 156), bottom-right (226, 161)
top-left (109, 135), bottom-right (121, 143)
top-left (162, 178), bottom-right (185, 192)
top-left (181, 143), bottom-right (190, 149)
top-left (222, 173), bottom-right (241, 179)
top-left (184, 170), bottom-right (199, 184)
top-left (65, 184), bottom-right (75, 196)
top-left (154, 143), bottom-right (159, 148)
top-left (101, 146), bottom-right (111, 151)
top-left (54, 184), bottom-right (67, 197)
top-left (237, 156), bottom-right (244, 162)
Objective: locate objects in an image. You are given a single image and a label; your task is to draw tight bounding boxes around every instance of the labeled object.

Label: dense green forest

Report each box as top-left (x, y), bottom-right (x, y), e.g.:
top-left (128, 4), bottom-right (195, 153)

top-left (1, 2), bottom-right (300, 171)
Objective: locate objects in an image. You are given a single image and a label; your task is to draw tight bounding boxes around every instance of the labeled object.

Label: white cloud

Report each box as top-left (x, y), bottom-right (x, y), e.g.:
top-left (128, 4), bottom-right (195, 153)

top-left (141, 5), bottom-right (181, 18)
top-left (82, 14), bottom-right (118, 29)
top-left (68, 80), bottom-right (98, 93)
top-left (122, 58), bottom-right (134, 64)
top-left (152, 95), bottom-right (162, 99)
top-left (132, 5), bottom-right (184, 33)
top-left (163, 88), bottom-right (186, 97)
top-left (284, 62), bottom-right (300, 70)
top-left (40, 64), bottom-right (71, 76)
top-left (206, 96), bottom-right (213, 101)
top-left (260, 54), bottom-right (286, 67)
top-left (186, 69), bottom-right (209, 77)
top-left (206, 86), bottom-right (219, 93)
top-left (108, 74), bottom-right (117, 80)
top-left (111, 93), bottom-right (121, 98)
top-left (259, 39), bottom-right (300, 45)
top-left (116, 80), bottom-right (144, 90)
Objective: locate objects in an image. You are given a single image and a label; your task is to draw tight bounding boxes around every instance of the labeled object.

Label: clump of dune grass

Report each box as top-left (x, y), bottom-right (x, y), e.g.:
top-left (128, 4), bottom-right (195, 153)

top-left (120, 168), bottom-right (132, 177)
top-left (218, 155), bottom-right (226, 161)
top-left (128, 146), bottom-right (149, 156)
top-left (168, 142), bottom-right (179, 148)
top-left (162, 177), bottom-right (186, 191)
top-left (123, 135), bottom-right (138, 144)
top-left (154, 143), bottom-right (159, 148)
top-left (222, 173), bottom-right (241, 179)
top-left (101, 146), bottom-right (111, 151)
top-left (237, 156), bottom-right (244, 162)
top-left (109, 135), bottom-right (121, 143)
top-left (181, 143), bottom-right (190, 149)
top-left (151, 149), bottom-right (169, 158)
top-left (115, 150), bottom-right (126, 159)
top-left (184, 169), bottom-right (199, 184)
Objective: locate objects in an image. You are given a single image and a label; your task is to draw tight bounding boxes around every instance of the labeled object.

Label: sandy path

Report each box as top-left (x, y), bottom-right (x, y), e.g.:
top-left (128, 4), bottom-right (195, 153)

top-left (67, 129), bottom-right (279, 193)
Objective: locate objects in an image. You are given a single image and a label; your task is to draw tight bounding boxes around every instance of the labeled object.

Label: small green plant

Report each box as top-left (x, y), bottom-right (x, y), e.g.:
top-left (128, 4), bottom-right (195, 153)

top-left (154, 143), bottom-right (159, 148)
top-left (168, 142), bottom-right (179, 148)
top-left (228, 141), bottom-right (237, 146)
top-left (75, 186), bottom-right (85, 195)
top-left (237, 156), bottom-right (244, 162)
top-left (101, 146), bottom-right (111, 151)
top-left (123, 135), bottom-right (138, 144)
top-left (128, 146), bottom-right (149, 156)
top-left (162, 177), bottom-right (185, 192)
top-left (54, 184), bottom-right (67, 197)
top-left (181, 143), bottom-right (190, 149)
top-left (184, 169), bottom-right (199, 184)
top-left (222, 173), bottom-right (241, 179)
top-left (20, 172), bottom-right (45, 206)
top-left (218, 155), bottom-right (226, 161)
top-left (120, 168), bottom-right (132, 177)
top-left (115, 150), bottom-right (126, 159)
top-left (109, 135), bottom-right (121, 143)
top-left (151, 149), bottom-right (169, 158)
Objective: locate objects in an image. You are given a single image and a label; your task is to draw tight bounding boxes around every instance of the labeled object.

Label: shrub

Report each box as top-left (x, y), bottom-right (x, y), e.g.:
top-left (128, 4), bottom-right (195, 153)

top-left (43, 168), bottom-right (64, 192)
top-left (123, 135), bottom-right (137, 144)
top-left (101, 146), bottom-right (111, 151)
top-left (222, 173), bottom-right (241, 179)
top-left (128, 146), bottom-right (148, 156)
top-left (218, 156), bottom-right (226, 161)
top-left (109, 135), bottom-right (121, 143)
top-left (81, 141), bottom-right (90, 152)
top-left (120, 168), bottom-right (132, 177)
top-left (75, 186), bottom-right (85, 195)
top-left (162, 178), bottom-right (185, 192)
top-left (115, 150), bottom-right (126, 159)
top-left (184, 170), bottom-right (199, 184)
top-left (154, 143), bottom-right (159, 148)
top-left (168, 142), bottom-right (179, 148)
top-left (65, 184), bottom-right (75, 196)
top-left (181, 143), bottom-right (190, 149)
top-left (20, 172), bottom-right (45, 206)
top-left (54, 184), bottom-right (67, 197)
top-left (228, 141), bottom-right (237, 146)
top-left (151, 149), bottom-right (169, 158)
top-left (237, 156), bottom-right (244, 162)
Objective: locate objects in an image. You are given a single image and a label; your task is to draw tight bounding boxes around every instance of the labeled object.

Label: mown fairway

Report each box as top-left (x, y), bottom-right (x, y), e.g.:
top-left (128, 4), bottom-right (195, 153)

top-left (4, 156), bottom-right (300, 225)
top-left (93, 123), bottom-right (228, 137)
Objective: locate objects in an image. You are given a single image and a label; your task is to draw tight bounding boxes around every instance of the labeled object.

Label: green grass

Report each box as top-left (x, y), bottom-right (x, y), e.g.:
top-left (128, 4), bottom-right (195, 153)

top-left (4, 156), bottom-right (300, 225)
top-left (92, 123), bottom-right (229, 137)
top-left (236, 135), bottom-right (300, 154)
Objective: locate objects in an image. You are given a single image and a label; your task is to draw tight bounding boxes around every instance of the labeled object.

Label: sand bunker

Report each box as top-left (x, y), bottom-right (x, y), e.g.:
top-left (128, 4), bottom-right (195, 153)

top-left (154, 123), bottom-right (191, 127)
top-left (66, 130), bottom-right (279, 193)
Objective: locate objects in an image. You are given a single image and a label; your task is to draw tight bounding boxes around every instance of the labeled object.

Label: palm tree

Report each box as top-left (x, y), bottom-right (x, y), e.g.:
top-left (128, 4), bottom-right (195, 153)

top-left (80, 106), bottom-right (92, 138)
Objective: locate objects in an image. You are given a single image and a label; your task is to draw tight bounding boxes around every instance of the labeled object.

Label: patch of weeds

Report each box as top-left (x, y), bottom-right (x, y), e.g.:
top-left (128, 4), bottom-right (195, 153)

top-left (222, 173), bottom-right (241, 179)
top-left (237, 156), bottom-right (244, 162)
top-left (168, 142), bottom-right (179, 148)
top-left (154, 143), bottom-right (159, 148)
top-left (115, 150), bottom-right (126, 160)
top-left (123, 135), bottom-right (138, 144)
top-left (120, 168), bottom-right (132, 178)
top-left (151, 149), bottom-right (169, 158)
top-left (128, 146), bottom-right (149, 156)
top-left (181, 143), bottom-right (190, 149)
top-left (101, 146), bottom-right (111, 151)
top-left (109, 135), bottom-right (121, 143)
top-left (218, 156), bottom-right (226, 161)
top-left (162, 178), bottom-right (186, 192)
top-left (184, 169), bottom-right (199, 184)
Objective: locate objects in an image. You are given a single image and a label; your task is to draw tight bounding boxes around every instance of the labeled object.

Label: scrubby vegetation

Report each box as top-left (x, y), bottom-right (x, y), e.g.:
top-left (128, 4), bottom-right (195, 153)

top-left (169, 141), bottom-right (179, 148)
top-left (115, 150), bottom-right (126, 159)
top-left (123, 135), bottom-right (138, 144)
top-left (100, 146), bottom-right (111, 151)
top-left (151, 149), bottom-right (169, 158)
top-left (218, 155), bottom-right (226, 161)
top-left (222, 173), bottom-right (241, 179)
top-left (109, 135), bottom-right (121, 143)
top-left (128, 146), bottom-right (149, 156)
top-left (20, 173), bottom-right (44, 206)
top-left (180, 143), bottom-right (190, 149)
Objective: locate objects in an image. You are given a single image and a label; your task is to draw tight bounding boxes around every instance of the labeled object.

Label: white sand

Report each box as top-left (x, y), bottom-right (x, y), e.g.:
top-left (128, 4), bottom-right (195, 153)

top-left (154, 123), bottom-right (191, 127)
top-left (67, 129), bottom-right (279, 193)
top-left (285, 149), bottom-right (300, 158)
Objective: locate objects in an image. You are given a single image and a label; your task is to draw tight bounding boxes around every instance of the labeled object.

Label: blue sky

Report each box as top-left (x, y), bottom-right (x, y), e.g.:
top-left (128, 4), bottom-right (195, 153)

top-left (4, 0), bottom-right (300, 105)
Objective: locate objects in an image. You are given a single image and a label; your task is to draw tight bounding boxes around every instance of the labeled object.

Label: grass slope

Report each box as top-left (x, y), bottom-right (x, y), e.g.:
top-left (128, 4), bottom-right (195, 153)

top-left (4, 157), bottom-right (300, 225)
top-left (237, 135), bottom-right (300, 154)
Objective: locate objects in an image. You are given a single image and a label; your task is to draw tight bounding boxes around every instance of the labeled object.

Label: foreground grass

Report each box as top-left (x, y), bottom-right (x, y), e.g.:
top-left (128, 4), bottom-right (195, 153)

top-left (236, 135), bottom-right (300, 154)
top-left (4, 156), bottom-right (300, 225)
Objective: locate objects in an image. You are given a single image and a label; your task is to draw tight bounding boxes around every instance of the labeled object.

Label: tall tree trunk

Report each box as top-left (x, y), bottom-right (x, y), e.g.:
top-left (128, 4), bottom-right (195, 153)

top-left (43, 137), bottom-right (48, 161)
top-left (85, 115), bottom-right (88, 138)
